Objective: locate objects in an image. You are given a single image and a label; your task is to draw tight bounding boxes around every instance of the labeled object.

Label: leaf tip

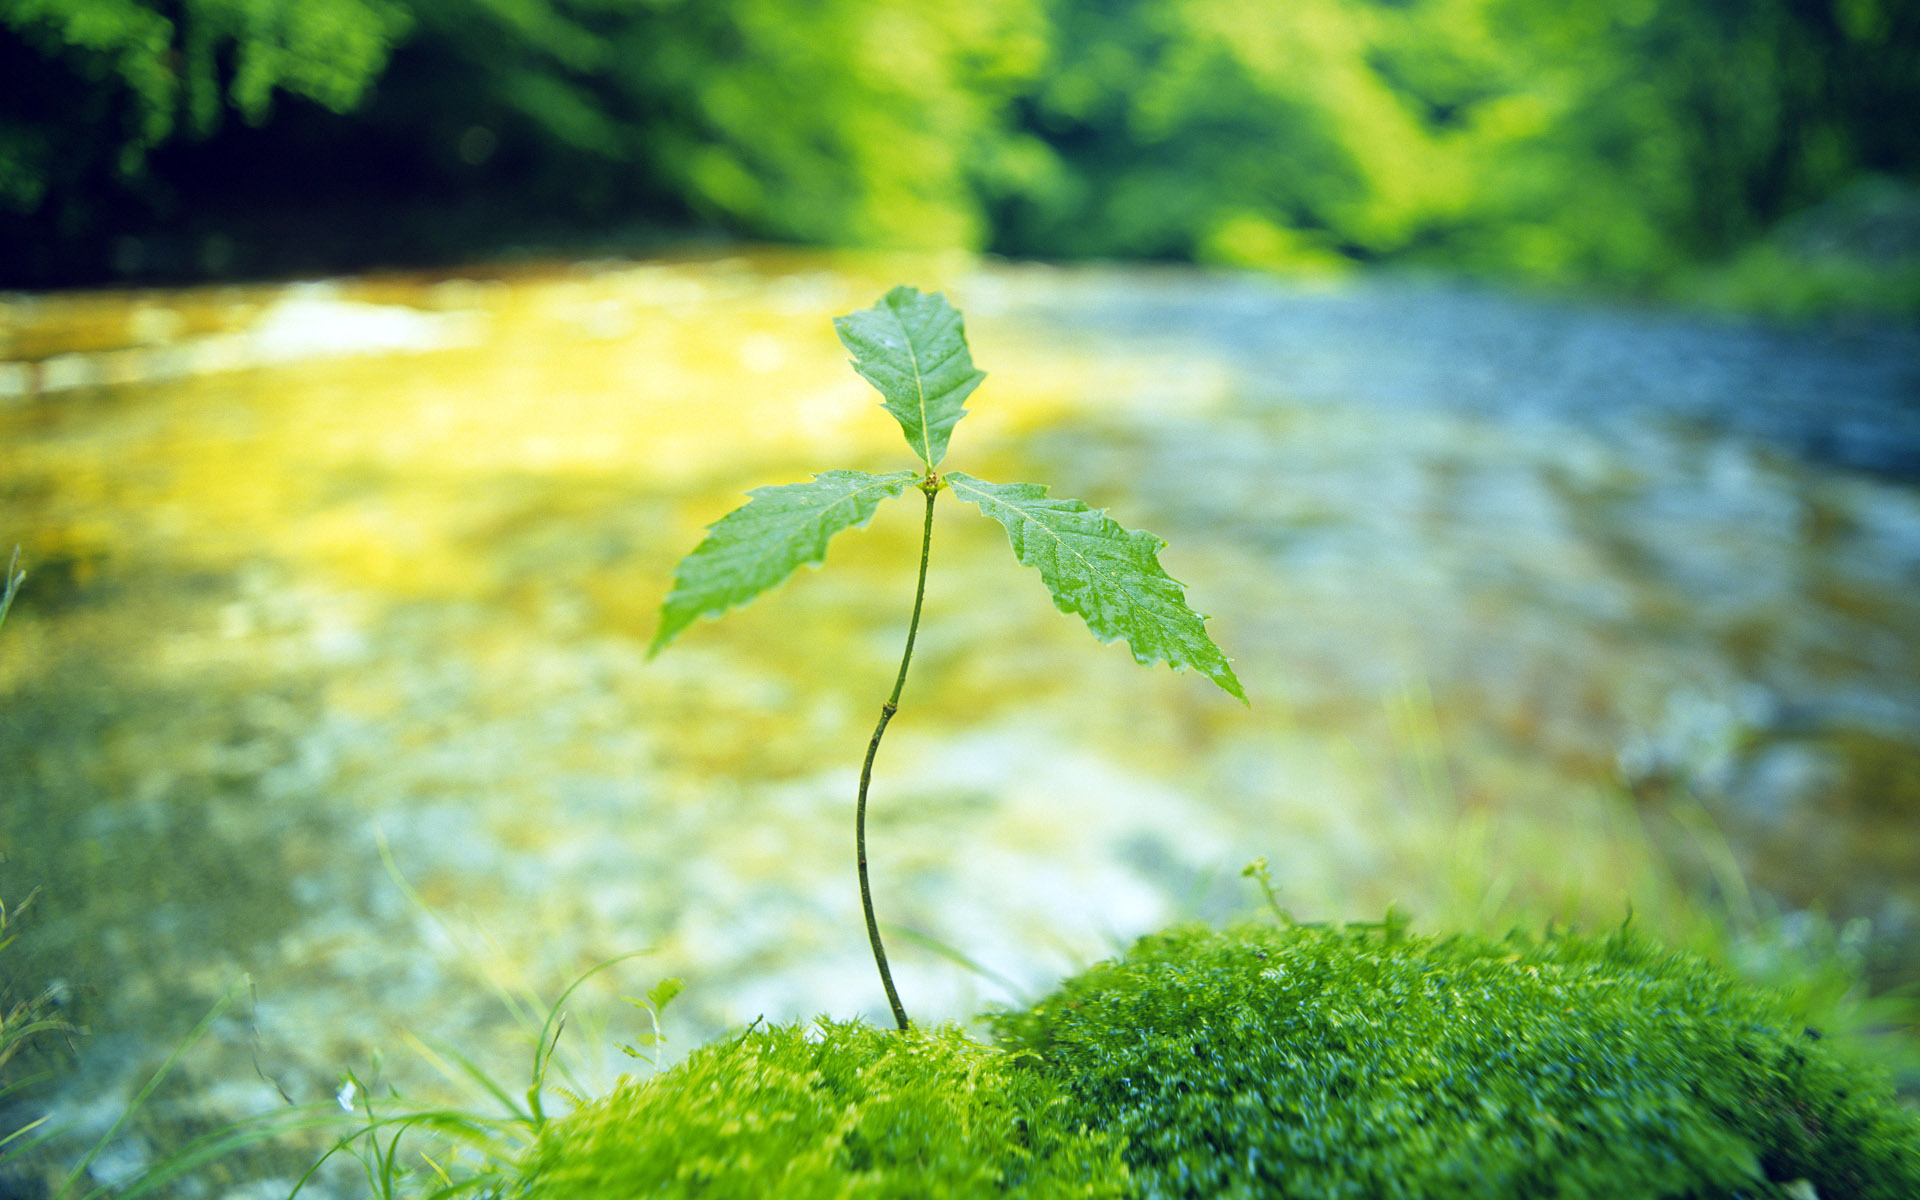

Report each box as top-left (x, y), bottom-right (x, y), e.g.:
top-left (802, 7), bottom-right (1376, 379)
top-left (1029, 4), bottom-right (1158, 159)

top-left (647, 601), bottom-right (696, 659)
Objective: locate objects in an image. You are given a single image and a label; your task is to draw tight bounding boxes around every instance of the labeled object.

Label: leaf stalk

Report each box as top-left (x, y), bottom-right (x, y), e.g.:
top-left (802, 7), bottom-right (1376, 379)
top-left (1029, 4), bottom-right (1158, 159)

top-left (855, 483), bottom-right (937, 1030)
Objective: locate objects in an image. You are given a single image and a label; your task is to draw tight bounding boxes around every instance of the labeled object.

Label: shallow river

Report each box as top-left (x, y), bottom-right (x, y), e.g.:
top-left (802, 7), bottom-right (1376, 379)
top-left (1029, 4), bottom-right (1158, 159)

top-left (3, 251), bottom-right (1918, 1192)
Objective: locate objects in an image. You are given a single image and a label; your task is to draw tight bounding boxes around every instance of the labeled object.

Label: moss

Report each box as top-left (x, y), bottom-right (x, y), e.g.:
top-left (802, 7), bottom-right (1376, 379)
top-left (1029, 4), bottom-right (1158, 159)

top-left (993, 922), bottom-right (1920, 1199)
top-left (520, 923), bottom-right (1920, 1199)
top-left (517, 1019), bottom-right (1129, 1199)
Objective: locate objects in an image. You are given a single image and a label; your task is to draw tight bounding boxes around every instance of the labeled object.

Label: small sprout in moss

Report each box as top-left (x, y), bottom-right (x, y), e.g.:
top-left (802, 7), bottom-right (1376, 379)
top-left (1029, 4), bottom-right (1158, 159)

top-left (619, 976), bottom-right (684, 1064)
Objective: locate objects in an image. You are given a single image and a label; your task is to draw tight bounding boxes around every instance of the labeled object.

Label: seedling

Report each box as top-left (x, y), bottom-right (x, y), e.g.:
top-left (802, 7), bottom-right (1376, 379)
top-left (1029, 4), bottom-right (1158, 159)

top-left (650, 287), bottom-right (1245, 1029)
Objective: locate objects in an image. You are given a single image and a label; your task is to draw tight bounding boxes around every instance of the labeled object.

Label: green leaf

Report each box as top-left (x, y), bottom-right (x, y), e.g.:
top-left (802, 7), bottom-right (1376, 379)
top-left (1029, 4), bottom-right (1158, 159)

top-left (645, 977), bottom-right (685, 1013)
top-left (650, 470), bottom-right (919, 656)
top-left (833, 287), bottom-right (985, 469)
top-left (946, 472), bottom-right (1246, 703)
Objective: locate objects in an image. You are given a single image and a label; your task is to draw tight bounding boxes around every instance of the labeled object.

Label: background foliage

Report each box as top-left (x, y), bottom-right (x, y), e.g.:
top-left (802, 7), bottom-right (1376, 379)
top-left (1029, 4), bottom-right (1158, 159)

top-left (2, 0), bottom-right (1916, 300)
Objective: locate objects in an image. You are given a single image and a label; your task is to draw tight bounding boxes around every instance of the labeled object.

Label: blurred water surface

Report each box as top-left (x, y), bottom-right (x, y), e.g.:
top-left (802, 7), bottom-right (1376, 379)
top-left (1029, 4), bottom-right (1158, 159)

top-left (3, 251), bottom-right (1918, 1187)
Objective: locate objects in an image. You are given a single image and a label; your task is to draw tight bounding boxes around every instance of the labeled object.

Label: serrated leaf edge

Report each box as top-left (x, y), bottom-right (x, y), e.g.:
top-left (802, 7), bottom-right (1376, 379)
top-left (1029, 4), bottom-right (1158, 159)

top-left (834, 287), bottom-right (982, 470)
top-left (649, 469), bottom-right (919, 656)
top-left (946, 471), bottom-right (1246, 703)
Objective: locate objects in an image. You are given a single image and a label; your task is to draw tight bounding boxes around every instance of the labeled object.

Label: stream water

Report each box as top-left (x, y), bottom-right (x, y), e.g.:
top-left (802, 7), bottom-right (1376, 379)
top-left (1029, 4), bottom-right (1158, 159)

top-left (2, 251), bottom-right (1917, 1193)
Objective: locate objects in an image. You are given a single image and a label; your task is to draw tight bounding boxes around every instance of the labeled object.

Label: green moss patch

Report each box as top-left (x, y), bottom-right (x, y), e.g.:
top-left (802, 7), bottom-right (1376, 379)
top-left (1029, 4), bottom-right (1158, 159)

top-left (995, 923), bottom-right (1920, 1199)
top-left (522, 924), bottom-right (1920, 1199)
top-left (517, 1019), bottom-right (1129, 1199)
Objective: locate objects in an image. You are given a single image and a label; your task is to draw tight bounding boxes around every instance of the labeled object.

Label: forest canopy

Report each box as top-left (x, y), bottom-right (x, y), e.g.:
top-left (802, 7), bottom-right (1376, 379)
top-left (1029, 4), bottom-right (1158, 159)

top-left (2, 0), bottom-right (1916, 296)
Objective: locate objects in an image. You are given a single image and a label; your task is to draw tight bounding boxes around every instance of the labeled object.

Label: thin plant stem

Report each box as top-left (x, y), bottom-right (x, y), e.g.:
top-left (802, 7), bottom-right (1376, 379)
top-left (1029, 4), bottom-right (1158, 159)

top-left (0, 546), bottom-right (23, 631)
top-left (856, 479), bottom-right (937, 1031)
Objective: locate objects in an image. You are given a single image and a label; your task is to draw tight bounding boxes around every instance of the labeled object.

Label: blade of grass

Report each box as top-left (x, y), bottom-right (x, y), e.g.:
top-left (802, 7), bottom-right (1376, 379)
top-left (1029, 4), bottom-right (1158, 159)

top-left (102, 1103), bottom-right (349, 1200)
top-left (525, 949), bottom-right (654, 1120)
top-left (375, 832), bottom-right (544, 1035)
top-left (54, 981), bottom-right (244, 1199)
top-left (884, 925), bottom-right (1032, 1008)
top-left (0, 1114), bottom-right (50, 1155)
top-left (401, 1031), bottom-right (527, 1123)
top-left (0, 546), bottom-right (23, 630)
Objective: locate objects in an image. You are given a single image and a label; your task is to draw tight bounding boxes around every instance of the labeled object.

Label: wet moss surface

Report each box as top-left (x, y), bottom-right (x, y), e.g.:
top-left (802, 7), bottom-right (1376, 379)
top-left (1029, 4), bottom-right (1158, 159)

top-left (525, 922), bottom-right (1920, 1199)
top-left (997, 922), bottom-right (1920, 1198)
top-left (518, 1020), bottom-right (1131, 1199)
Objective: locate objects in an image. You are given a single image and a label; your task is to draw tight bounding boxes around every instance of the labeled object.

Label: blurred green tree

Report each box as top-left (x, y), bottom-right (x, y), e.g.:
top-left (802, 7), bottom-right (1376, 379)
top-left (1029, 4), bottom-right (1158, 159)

top-left (1461, 0), bottom-right (1920, 284)
top-left (990, 0), bottom-right (1495, 269)
top-left (995, 0), bottom-right (1918, 288)
top-left (1, 0), bottom-right (1914, 294)
top-left (0, 0), bottom-right (410, 216)
top-left (1, 0), bottom-right (1054, 279)
top-left (377, 0), bottom-right (1054, 248)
